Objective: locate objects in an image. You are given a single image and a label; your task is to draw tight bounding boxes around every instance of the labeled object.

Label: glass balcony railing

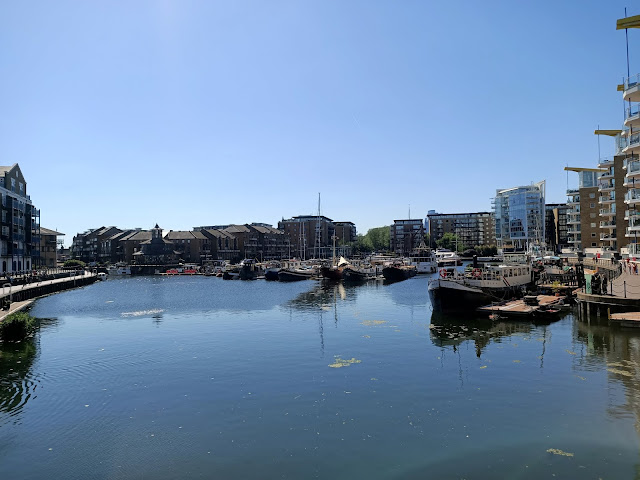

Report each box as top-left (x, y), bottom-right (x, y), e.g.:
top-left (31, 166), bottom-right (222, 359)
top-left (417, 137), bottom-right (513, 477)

top-left (626, 74), bottom-right (640, 91)
top-left (626, 189), bottom-right (640, 202)
top-left (627, 103), bottom-right (640, 121)
top-left (630, 132), bottom-right (640, 149)
top-left (628, 160), bottom-right (640, 174)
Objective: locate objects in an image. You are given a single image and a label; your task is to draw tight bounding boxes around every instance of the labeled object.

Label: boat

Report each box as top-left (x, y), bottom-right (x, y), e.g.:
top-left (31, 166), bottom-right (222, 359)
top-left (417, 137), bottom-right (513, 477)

top-left (97, 272), bottom-right (107, 281)
top-left (264, 261), bottom-right (281, 281)
top-left (222, 264), bottom-right (240, 280)
top-left (320, 257), bottom-right (350, 281)
top-left (106, 262), bottom-right (131, 275)
top-left (382, 263), bottom-right (417, 282)
top-left (435, 249), bottom-right (463, 267)
top-left (238, 259), bottom-right (263, 280)
top-left (407, 241), bottom-right (437, 273)
top-left (342, 263), bottom-right (377, 283)
top-left (278, 267), bottom-right (315, 282)
top-left (428, 262), bottom-right (533, 312)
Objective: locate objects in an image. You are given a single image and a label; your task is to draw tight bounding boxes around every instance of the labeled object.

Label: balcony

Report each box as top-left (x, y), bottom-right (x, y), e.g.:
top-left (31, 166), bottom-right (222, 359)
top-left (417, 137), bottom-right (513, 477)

top-left (567, 217), bottom-right (581, 225)
top-left (627, 158), bottom-right (640, 178)
top-left (600, 207), bottom-right (616, 216)
top-left (600, 233), bottom-right (616, 241)
top-left (600, 220), bottom-right (616, 229)
top-left (626, 189), bottom-right (640, 205)
top-left (567, 227), bottom-right (581, 235)
top-left (627, 228), bottom-right (640, 238)
top-left (626, 104), bottom-right (640, 127)
top-left (598, 181), bottom-right (615, 192)
top-left (599, 193), bottom-right (616, 204)
top-left (568, 238), bottom-right (581, 244)
top-left (630, 218), bottom-right (640, 231)
top-left (566, 188), bottom-right (580, 195)
top-left (625, 131), bottom-right (640, 154)
top-left (624, 74), bottom-right (640, 102)
top-left (598, 158), bottom-right (615, 170)
top-left (567, 196), bottom-right (580, 206)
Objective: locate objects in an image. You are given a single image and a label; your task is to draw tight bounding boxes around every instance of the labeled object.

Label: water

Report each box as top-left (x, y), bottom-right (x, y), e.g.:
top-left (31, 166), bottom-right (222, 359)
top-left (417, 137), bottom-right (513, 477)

top-left (1, 275), bottom-right (640, 479)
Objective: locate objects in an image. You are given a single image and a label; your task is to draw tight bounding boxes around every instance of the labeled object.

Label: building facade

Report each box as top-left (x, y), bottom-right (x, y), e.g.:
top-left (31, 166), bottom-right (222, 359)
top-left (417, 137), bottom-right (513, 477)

top-left (278, 216), bottom-right (336, 259)
top-left (427, 212), bottom-right (495, 250)
top-left (544, 204), bottom-right (568, 253)
top-left (0, 164), bottom-right (40, 272)
top-left (390, 219), bottom-right (424, 255)
top-left (39, 228), bottom-right (64, 268)
top-left (493, 181), bottom-right (545, 252)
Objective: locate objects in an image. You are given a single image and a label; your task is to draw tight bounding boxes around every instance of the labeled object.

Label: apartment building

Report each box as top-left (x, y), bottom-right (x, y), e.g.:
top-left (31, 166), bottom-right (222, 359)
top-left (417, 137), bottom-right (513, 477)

top-left (427, 212), bottom-right (495, 250)
top-left (544, 204), bottom-right (568, 253)
top-left (278, 216), bottom-right (336, 259)
top-left (40, 227), bottom-right (63, 268)
top-left (0, 164), bottom-right (40, 272)
top-left (72, 226), bottom-right (121, 263)
top-left (493, 182), bottom-right (545, 252)
top-left (390, 219), bottom-right (424, 255)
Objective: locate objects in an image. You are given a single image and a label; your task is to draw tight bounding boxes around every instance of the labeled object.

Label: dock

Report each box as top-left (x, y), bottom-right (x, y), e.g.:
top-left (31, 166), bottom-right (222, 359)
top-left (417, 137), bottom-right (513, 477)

top-left (0, 271), bottom-right (97, 307)
top-left (609, 311), bottom-right (640, 328)
top-left (0, 300), bottom-right (34, 323)
top-left (477, 295), bottom-right (565, 317)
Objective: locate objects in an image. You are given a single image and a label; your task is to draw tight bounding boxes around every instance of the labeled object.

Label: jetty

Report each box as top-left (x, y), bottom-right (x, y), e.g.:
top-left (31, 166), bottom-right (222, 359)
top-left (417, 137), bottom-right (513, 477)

top-left (609, 311), bottom-right (640, 328)
top-left (477, 295), bottom-right (566, 317)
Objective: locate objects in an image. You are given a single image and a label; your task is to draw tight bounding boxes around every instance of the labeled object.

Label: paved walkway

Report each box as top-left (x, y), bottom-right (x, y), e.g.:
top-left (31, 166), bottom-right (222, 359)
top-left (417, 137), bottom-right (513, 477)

top-left (0, 300), bottom-right (34, 323)
top-left (610, 271), bottom-right (640, 299)
top-left (0, 271), bottom-right (95, 300)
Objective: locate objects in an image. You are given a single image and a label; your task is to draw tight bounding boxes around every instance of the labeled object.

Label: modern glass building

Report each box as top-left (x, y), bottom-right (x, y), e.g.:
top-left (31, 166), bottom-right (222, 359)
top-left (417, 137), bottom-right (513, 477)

top-left (493, 181), bottom-right (545, 252)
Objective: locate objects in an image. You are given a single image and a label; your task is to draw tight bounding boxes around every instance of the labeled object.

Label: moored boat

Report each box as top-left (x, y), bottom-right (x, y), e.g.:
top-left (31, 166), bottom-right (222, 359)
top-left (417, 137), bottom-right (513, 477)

top-left (382, 263), bottom-right (417, 282)
top-left (342, 264), bottom-right (377, 283)
top-left (407, 241), bottom-right (437, 273)
top-left (428, 262), bottom-right (533, 312)
top-left (278, 268), bottom-right (315, 282)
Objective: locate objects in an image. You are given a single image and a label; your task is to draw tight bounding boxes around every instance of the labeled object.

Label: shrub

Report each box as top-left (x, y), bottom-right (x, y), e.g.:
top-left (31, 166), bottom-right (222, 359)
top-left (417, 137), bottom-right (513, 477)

top-left (63, 259), bottom-right (86, 269)
top-left (0, 312), bottom-right (38, 341)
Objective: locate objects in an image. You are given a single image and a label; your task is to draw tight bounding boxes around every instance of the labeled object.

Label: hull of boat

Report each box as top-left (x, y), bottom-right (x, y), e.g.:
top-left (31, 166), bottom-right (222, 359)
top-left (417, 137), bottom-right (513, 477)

top-left (264, 269), bottom-right (280, 281)
top-left (222, 271), bottom-right (240, 280)
top-left (342, 268), bottom-right (371, 283)
top-left (382, 266), bottom-right (417, 282)
top-left (321, 266), bottom-right (343, 280)
top-left (428, 279), bottom-right (523, 312)
top-left (278, 269), bottom-right (313, 282)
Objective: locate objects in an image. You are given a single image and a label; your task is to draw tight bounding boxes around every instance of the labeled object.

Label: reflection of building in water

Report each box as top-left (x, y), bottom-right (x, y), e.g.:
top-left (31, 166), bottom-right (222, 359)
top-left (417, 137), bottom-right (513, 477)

top-left (575, 315), bottom-right (640, 434)
top-left (284, 283), bottom-right (359, 313)
top-left (429, 311), bottom-right (538, 358)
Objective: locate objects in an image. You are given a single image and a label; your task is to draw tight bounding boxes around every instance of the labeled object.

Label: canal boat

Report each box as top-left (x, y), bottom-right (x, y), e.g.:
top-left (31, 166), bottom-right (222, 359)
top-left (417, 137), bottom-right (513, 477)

top-left (342, 263), bottom-right (377, 283)
top-left (320, 257), bottom-right (350, 281)
top-left (428, 262), bottom-right (533, 312)
top-left (382, 263), bottom-right (417, 282)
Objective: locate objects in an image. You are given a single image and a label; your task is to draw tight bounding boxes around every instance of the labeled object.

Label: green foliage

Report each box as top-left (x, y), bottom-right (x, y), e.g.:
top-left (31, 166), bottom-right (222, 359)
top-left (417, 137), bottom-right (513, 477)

top-left (436, 233), bottom-right (463, 252)
top-left (355, 226), bottom-right (390, 253)
top-left (63, 259), bottom-right (86, 268)
top-left (0, 312), bottom-right (38, 341)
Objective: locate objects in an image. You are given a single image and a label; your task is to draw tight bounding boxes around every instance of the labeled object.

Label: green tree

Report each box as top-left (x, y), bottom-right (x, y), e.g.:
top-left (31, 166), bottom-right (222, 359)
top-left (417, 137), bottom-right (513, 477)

top-left (366, 226), bottom-right (390, 252)
top-left (436, 233), bottom-right (463, 252)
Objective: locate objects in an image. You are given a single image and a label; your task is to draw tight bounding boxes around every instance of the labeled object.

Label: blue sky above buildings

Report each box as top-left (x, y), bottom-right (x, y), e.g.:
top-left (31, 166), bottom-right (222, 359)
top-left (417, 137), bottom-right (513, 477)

top-left (0, 1), bottom-right (637, 244)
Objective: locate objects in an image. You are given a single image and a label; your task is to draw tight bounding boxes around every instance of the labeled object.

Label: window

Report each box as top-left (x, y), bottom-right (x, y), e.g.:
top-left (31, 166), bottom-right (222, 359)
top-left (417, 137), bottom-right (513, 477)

top-left (592, 233), bottom-right (596, 237)
top-left (591, 223), bottom-right (596, 227)
top-left (589, 193), bottom-right (595, 198)
top-left (590, 213), bottom-right (596, 218)
top-left (590, 203), bottom-right (595, 208)
top-left (592, 242), bottom-right (597, 247)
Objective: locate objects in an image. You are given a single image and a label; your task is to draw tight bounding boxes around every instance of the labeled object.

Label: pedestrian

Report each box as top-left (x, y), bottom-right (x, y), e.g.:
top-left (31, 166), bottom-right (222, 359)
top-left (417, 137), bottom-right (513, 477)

top-left (602, 275), bottom-right (608, 295)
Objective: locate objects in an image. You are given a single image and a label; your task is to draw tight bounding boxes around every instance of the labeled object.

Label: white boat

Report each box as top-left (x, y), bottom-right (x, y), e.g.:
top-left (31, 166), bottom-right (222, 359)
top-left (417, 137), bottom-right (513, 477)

top-left (428, 263), bottom-right (533, 312)
top-left (97, 272), bottom-right (108, 281)
top-left (106, 263), bottom-right (131, 275)
top-left (406, 241), bottom-right (437, 273)
top-left (435, 249), bottom-right (462, 267)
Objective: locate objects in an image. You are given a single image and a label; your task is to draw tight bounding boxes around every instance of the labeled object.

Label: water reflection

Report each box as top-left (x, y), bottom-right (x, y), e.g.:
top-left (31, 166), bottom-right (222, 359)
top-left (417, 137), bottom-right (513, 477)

top-left (0, 337), bottom-right (39, 424)
top-left (284, 282), bottom-right (356, 313)
top-left (429, 310), bottom-right (543, 358)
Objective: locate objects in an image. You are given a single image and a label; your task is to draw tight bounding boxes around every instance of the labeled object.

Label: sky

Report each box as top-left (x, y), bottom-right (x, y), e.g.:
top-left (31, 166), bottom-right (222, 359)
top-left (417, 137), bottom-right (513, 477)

top-left (0, 1), bottom-right (637, 245)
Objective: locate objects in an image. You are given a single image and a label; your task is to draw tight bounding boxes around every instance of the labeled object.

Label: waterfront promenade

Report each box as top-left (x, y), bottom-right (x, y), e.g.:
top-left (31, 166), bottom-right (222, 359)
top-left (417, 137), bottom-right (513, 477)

top-left (0, 270), bottom-right (96, 309)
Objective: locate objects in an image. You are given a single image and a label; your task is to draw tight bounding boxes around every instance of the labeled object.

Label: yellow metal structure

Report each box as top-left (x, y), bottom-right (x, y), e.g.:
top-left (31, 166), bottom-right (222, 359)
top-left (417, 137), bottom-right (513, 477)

top-left (617, 15), bottom-right (640, 30)
top-left (594, 129), bottom-right (622, 136)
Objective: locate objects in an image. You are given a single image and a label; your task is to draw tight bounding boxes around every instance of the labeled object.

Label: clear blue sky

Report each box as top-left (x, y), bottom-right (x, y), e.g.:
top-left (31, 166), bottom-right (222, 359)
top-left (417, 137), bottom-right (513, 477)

top-left (0, 1), bottom-right (636, 245)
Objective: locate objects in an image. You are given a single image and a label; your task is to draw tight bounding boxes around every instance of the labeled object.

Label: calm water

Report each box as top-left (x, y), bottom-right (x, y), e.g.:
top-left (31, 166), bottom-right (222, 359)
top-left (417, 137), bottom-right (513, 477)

top-left (1, 275), bottom-right (640, 479)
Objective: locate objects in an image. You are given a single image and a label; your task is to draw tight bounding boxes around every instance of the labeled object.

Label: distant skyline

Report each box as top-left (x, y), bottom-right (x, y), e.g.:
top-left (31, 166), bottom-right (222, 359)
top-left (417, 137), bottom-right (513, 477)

top-left (0, 1), bottom-right (638, 245)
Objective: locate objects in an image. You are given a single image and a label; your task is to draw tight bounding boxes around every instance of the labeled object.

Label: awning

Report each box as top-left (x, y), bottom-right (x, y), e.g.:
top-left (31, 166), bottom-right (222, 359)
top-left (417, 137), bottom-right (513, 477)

top-left (594, 129), bottom-right (622, 136)
top-left (617, 15), bottom-right (640, 30)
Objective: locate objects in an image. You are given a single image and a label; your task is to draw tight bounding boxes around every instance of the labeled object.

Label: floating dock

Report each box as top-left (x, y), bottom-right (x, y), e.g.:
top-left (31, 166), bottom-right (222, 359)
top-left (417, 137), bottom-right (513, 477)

top-left (609, 311), bottom-right (640, 328)
top-left (477, 295), bottom-right (566, 317)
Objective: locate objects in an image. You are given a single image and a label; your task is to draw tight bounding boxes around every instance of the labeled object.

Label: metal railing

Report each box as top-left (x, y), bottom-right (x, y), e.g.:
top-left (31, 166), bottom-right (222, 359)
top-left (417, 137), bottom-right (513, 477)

top-left (627, 103), bottom-right (640, 120)
top-left (625, 73), bottom-right (640, 90)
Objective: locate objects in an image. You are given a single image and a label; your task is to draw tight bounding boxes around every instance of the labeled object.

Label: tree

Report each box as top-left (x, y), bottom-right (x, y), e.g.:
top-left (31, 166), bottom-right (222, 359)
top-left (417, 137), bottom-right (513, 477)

top-left (436, 233), bottom-right (463, 252)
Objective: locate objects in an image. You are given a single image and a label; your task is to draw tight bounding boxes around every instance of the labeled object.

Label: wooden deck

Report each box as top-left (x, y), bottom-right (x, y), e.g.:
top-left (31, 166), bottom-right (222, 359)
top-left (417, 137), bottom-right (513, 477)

top-left (609, 311), bottom-right (640, 327)
top-left (477, 295), bottom-right (565, 317)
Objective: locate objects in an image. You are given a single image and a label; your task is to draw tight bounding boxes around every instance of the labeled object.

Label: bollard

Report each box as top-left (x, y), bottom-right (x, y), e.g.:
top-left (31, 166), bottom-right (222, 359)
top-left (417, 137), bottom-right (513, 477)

top-left (625, 281), bottom-right (627, 298)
